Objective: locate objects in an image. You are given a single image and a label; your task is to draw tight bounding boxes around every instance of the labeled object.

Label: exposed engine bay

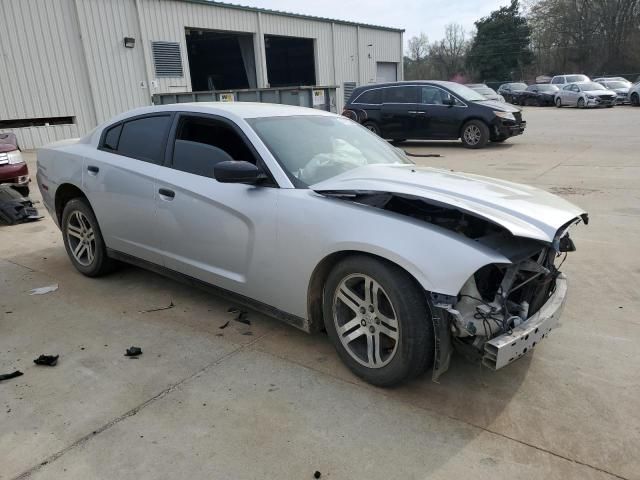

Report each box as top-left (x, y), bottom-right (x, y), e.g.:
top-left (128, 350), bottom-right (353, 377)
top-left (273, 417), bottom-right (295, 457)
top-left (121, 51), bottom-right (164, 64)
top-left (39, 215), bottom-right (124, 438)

top-left (321, 189), bottom-right (586, 372)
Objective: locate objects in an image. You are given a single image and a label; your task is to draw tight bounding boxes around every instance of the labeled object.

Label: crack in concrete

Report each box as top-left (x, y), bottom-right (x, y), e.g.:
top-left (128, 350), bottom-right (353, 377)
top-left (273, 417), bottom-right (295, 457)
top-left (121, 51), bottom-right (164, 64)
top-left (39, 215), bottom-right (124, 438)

top-left (254, 348), bottom-right (630, 480)
top-left (11, 331), bottom-right (274, 480)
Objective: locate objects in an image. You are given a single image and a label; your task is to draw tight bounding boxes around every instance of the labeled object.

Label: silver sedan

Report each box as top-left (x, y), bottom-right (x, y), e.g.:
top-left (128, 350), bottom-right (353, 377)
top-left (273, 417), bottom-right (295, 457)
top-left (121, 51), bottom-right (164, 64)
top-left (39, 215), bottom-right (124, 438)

top-left (37, 103), bottom-right (587, 386)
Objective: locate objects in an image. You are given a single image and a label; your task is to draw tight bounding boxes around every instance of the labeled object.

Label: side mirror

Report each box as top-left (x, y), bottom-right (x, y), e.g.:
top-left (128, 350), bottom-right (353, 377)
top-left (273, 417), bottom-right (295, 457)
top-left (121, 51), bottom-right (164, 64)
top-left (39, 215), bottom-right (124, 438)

top-left (443, 96), bottom-right (456, 106)
top-left (214, 161), bottom-right (265, 184)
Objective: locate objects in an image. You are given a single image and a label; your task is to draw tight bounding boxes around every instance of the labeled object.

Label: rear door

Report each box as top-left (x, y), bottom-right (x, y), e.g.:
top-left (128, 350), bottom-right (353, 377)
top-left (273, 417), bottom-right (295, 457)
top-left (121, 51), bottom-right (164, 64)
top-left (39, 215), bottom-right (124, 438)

top-left (83, 114), bottom-right (172, 265)
top-left (415, 85), bottom-right (464, 139)
top-left (379, 86), bottom-right (421, 140)
top-left (152, 113), bottom-right (279, 298)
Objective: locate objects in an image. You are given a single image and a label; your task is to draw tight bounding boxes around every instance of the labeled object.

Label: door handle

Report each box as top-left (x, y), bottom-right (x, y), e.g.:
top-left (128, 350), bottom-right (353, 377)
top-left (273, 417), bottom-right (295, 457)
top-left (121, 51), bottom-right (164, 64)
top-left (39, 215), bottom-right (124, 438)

top-left (87, 165), bottom-right (99, 175)
top-left (158, 188), bottom-right (175, 200)
top-left (408, 111), bottom-right (426, 115)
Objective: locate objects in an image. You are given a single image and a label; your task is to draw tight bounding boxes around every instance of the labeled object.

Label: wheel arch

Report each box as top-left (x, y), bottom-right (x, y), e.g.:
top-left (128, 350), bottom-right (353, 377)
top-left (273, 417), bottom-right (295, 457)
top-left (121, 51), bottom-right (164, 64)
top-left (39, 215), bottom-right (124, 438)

top-left (54, 183), bottom-right (91, 225)
top-left (306, 250), bottom-right (429, 333)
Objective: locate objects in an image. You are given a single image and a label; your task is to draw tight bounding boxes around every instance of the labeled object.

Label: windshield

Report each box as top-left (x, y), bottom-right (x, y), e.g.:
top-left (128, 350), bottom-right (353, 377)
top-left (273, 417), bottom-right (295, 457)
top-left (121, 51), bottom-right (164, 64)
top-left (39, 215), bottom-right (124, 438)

top-left (567, 75), bottom-right (589, 83)
top-left (581, 82), bottom-right (605, 91)
top-left (443, 83), bottom-right (487, 101)
top-left (247, 115), bottom-right (412, 186)
top-left (472, 86), bottom-right (496, 96)
top-left (603, 81), bottom-right (628, 89)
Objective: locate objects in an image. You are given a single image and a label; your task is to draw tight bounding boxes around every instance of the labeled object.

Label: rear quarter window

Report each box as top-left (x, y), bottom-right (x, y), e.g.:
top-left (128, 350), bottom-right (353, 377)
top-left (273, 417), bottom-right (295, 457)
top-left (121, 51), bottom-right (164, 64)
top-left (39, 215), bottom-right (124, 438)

top-left (354, 89), bottom-right (382, 104)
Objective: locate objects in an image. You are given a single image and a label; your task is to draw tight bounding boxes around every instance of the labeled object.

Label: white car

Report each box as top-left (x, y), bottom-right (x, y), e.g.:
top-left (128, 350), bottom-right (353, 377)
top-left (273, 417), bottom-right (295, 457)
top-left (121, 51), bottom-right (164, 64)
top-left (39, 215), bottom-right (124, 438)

top-left (37, 103), bottom-right (587, 386)
top-left (596, 79), bottom-right (632, 104)
top-left (554, 82), bottom-right (617, 108)
top-left (629, 82), bottom-right (640, 106)
top-left (550, 74), bottom-right (590, 87)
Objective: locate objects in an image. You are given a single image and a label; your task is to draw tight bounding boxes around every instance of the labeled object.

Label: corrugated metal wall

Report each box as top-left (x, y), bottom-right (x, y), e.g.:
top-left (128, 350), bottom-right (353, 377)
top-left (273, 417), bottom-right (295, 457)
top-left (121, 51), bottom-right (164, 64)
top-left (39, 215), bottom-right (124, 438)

top-left (0, 0), bottom-right (403, 148)
top-left (0, 0), bottom-right (96, 149)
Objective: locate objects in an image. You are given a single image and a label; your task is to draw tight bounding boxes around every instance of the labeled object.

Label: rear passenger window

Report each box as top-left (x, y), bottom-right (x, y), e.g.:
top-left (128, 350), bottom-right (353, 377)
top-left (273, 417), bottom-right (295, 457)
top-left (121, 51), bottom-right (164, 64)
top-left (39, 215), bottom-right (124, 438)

top-left (383, 86), bottom-right (419, 103)
top-left (116, 115), bottom-right (171, 164)
top-left (354, 89), bottom-right (382, 104)
top-left (102, 124), bottom-right (122, 151)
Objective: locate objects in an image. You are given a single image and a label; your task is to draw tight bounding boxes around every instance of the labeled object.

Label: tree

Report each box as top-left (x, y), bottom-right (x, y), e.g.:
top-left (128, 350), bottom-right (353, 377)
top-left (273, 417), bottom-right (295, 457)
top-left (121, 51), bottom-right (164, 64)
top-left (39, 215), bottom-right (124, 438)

top-left (405, 33), bottom-right (432, 79)
top-left (429, 23), bottom-right (470, 80)
top-left (467, 0), bottom-right (533, 81)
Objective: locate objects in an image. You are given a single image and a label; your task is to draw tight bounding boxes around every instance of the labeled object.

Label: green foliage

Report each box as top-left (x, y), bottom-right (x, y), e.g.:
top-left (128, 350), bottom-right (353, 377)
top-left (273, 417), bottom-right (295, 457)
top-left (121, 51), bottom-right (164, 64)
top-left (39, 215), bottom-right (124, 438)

top-left (466, 0), bottom-right (533, 81)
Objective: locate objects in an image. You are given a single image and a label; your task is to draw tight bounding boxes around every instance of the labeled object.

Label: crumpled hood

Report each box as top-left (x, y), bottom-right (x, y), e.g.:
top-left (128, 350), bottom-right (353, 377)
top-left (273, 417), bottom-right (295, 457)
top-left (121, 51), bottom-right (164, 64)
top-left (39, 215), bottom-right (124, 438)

top-left (311, 164), bottom-right (587, 243)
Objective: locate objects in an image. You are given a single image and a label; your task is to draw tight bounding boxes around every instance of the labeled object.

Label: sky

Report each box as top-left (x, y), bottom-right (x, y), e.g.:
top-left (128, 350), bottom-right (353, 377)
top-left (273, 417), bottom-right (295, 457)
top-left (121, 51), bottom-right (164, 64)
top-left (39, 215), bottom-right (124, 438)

top-left (235, 0), bottom-right (512, 50)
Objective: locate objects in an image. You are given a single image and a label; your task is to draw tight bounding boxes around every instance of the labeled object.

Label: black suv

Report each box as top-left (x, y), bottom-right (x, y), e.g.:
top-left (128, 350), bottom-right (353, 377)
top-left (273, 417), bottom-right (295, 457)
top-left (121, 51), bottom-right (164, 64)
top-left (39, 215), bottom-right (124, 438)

top-left (344, 81), bottom-right (525, 148)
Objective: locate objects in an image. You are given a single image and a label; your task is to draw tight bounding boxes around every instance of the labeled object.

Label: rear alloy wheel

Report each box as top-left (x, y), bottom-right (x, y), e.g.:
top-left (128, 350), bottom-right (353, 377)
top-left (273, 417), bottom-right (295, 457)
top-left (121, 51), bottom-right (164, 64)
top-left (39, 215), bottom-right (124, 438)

top-left (461, 120), bottom-right (489, 149)
top-left (555, 97), bottom-right (562, 107)
top-left (631, 93), bottom-right (640, 106)
top-left (577, 97), bottom-right (586, 109)
top-left (363, 121), bottom-right (381, 136)
top-left (62, 198), bottom-right (115, 277)
top-left (323, 256), bottom-right (433, 386)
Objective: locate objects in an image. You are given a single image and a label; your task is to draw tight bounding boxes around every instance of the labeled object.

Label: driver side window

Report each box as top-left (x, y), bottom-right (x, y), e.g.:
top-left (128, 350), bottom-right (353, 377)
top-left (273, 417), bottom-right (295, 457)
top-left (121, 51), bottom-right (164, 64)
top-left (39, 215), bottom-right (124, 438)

top-left (170, 116), bottom-right (258, 179)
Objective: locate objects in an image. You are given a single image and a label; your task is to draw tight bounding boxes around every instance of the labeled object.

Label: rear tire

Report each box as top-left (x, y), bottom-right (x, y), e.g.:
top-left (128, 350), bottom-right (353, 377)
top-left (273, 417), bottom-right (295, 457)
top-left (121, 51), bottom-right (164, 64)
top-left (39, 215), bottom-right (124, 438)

top-left (461, 120), bottom-right (489, 149)
top-left (61, 198), bottom-right (115, 277)
top-left (322, 255), bottom-right (434, 387)
top-left (363, 121), bottom-right (381, 136)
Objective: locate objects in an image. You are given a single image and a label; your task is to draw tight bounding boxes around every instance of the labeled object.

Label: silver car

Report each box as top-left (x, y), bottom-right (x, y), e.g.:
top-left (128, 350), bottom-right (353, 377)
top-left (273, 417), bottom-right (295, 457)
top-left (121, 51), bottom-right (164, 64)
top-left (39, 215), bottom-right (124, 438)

top-left (37, 103), bottom-right (587, 386)
top-left (596, 80), bottom-right (631, 104)
top-left (554, 82), bottom-right (617, 108)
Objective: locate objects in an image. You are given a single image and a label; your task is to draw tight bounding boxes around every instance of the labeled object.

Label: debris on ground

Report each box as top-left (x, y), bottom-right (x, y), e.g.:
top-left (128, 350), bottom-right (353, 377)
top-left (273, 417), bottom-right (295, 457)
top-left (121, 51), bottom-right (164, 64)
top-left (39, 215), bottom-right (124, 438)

top-left (29, 284), bottom-right (58, 295)
top-left (219, 320), bottom-right (230, 329)
top-left (403, 151), bottom-right (441, 158)
top-left (241, 331), bottom-right (253, 336)
top-left (314, 471), bottom-right (322, 479)
top-left (0, 370), bottom-right (23, 382)
top-left (33, 354), bottom-right (59, 366)
top-left (228, 307), bottom-right (251, 325)
top-left (124, 346), bottom-right (143, 357)
top-left (139, 300), bottom-right (174, 313)
top-left (0, 184), bottom-right (43, 225)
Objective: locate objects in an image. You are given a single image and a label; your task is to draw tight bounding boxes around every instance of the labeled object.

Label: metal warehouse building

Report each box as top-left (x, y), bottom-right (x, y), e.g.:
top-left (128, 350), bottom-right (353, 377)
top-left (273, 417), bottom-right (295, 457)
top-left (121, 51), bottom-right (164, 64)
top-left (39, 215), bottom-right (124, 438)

top-left (0, 0), bottom-right (404, 149)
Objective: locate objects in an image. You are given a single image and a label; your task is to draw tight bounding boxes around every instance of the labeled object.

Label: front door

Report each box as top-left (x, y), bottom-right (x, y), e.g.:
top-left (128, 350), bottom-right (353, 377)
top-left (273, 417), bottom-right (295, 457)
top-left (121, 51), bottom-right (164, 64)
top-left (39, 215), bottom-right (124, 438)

top-left (415, 85), bottom-right (464, 139)
top-left (152, 113), bottom-right (279, 299)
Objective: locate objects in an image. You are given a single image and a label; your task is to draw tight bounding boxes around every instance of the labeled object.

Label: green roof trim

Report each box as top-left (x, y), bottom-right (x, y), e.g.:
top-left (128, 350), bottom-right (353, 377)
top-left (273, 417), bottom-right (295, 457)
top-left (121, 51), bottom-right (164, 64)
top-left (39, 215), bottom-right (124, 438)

top-left (176, 0), bottom-right (405, 33)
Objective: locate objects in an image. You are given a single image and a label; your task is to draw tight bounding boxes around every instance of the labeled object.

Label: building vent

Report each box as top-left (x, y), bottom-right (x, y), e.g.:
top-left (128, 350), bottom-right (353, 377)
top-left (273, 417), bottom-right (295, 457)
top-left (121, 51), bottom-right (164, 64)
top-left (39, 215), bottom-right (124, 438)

top-left (343, 82), bottom-right (357, 103)
top-left (151, 41), bottom-right (184, 77)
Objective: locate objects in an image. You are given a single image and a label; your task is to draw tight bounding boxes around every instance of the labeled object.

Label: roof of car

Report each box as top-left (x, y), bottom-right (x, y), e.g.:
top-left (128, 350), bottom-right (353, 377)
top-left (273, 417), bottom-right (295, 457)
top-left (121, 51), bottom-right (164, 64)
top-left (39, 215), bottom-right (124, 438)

top-left (107, 102), bottom-right (335, 124)
top-left (351, 80), bottom-right (463, 92)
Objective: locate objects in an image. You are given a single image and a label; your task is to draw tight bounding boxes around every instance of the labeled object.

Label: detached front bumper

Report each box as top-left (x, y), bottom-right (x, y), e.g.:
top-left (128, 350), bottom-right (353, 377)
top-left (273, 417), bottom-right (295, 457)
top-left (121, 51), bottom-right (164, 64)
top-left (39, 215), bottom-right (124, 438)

top-left (483, 274), bottom-right (567, 370)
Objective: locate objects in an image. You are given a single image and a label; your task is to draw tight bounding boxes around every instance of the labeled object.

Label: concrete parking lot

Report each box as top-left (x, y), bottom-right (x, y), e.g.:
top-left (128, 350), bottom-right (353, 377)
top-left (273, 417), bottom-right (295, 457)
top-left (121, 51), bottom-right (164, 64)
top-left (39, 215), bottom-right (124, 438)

top-left (1, 106), bottom-right (639, 480)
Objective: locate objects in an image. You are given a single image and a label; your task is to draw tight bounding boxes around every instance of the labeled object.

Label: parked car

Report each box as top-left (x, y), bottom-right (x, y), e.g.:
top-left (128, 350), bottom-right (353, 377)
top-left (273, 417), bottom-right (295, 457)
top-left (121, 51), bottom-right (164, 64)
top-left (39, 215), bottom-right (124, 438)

top-left (36, 103), bottom-right (587, 386)
top-left (629, 82), bottom-right (640, 106)
top-left (0, 133), bottom-right (30, 196)
top-left (596, 79), bottom-right (631, 104)
top-left (550, 74), bottom-right (590, 87)
top-left (343, 81), bottom-right (525, 149)
top-left (497, 82), bottom-right (528, 104)
top-left (518, 84), bottom-right (559, 106)
top-left (554, 82), bottom-right (617, 108)
top-left (466, 83), bottom-right (505, 102)
top-left (593, 77), bottom-right (631, 86)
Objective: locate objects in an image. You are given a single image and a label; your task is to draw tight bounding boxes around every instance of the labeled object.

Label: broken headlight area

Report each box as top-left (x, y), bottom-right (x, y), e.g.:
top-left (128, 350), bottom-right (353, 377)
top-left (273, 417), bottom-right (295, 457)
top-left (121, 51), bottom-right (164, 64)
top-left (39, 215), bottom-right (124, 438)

top-left (445, 227), bottom-right (579, 363)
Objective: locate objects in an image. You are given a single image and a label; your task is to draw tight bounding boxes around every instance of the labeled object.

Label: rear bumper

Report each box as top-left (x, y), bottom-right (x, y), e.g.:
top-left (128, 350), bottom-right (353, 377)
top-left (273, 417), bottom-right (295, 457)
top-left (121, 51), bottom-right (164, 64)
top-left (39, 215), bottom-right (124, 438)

top-left (483, 274), bottom-right (567, 370)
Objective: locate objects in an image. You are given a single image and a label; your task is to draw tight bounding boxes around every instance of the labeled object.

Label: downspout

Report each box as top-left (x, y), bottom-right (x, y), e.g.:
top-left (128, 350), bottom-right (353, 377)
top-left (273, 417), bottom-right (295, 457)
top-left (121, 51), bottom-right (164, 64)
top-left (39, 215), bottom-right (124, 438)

top-left (134, 0), bottom-right (154, 103)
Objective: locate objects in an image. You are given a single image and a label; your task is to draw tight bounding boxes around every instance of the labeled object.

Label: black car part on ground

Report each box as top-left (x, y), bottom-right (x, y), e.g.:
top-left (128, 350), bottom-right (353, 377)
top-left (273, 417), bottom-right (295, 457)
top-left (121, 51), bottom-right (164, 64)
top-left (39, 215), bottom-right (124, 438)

top-left (0, 185), bottom-right (41, 225)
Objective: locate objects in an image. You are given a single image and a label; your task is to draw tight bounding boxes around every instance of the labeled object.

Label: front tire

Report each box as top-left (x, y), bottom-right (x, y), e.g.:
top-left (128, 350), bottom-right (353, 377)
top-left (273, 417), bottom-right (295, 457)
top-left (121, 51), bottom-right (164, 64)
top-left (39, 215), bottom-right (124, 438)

top-left (577, 98), bottom-right (585, 109)
top-left (323, 256), bottom-right (434, 387)
top-left (631, 93), bottom-right (640, 106)
top-left (61, 198), bottom-right (115, 277)
top-left (461, 120), bottom-right (489, 149)
top-left (555, 97), bottom-right (562, 107)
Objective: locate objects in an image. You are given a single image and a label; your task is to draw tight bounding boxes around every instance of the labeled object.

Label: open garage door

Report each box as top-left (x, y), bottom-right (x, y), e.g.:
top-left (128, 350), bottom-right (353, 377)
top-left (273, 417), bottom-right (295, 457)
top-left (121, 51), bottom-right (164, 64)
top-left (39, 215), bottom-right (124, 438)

top-left (376, 62), bottom-right (398, 83)
top-left (185, 28), bottom-right (257, 91)
top-left (265, 35), bottom-right (316, 87)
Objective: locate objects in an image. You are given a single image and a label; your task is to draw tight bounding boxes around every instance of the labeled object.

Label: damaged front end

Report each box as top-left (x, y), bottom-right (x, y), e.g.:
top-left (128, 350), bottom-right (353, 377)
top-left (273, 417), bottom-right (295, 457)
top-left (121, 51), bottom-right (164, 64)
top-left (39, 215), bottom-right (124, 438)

top-left (318, 188), bottom-right (587, 379)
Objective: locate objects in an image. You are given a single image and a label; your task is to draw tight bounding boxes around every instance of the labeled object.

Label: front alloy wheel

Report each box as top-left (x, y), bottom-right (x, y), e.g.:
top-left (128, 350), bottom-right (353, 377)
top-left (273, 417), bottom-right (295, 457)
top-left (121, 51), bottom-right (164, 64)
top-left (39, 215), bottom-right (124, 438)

top-left (66, 211), bottom-right (96, 267)
top-left (461, 120), bottom-right (489, 149)
top-left (333, 274), bottom-right (399, 368)
top-left (322, 255), bottom-right (434, 386)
